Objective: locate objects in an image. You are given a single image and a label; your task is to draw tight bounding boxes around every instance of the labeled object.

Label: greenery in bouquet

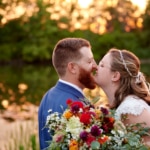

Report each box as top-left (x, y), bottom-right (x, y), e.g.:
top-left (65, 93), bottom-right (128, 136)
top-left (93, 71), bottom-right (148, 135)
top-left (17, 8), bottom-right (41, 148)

top-left (45, 99), bottom-right (150, 150)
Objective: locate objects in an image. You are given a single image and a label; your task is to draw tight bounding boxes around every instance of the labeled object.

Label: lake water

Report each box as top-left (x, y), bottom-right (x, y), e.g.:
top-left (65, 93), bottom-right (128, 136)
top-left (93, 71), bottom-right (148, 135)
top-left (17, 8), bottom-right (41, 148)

top-left (0, 64), bottom-right (58, 109)
top-left (0, 63), bottom-right (149, 109)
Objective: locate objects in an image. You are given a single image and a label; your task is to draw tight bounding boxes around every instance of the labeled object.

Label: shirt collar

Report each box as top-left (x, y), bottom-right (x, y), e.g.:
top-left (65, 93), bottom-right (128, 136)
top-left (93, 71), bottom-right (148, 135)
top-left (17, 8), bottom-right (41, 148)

top-left (59, 79), bottom-right (84, 95)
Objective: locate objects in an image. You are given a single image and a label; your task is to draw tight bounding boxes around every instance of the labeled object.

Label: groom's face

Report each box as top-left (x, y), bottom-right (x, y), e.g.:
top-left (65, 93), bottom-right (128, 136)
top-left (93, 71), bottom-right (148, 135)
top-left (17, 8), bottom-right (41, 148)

top-left (74, 46), bottom-right (97, 89)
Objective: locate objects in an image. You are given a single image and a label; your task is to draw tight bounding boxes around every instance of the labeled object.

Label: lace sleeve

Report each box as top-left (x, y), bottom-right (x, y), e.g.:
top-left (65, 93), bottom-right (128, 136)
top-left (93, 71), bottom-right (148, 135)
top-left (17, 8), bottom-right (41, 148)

top-left (115, 95), bottom-right (150, 120)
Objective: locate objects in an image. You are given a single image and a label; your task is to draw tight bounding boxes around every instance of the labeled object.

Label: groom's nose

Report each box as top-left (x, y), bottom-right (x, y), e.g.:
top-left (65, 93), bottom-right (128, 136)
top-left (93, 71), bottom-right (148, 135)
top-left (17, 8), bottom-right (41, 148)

top-left (92, 61), bottom-right (98, 70)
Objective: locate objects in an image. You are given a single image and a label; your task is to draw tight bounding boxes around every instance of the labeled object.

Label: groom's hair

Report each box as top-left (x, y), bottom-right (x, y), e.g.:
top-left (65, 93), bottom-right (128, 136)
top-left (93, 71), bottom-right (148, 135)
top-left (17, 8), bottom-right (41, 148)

top-left (52, 37), bottom-right (91, 77)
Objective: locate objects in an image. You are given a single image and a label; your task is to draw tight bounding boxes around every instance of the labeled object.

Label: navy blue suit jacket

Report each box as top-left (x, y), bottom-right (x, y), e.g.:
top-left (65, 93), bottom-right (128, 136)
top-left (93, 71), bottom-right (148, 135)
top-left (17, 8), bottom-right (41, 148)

top-left (38, 81), bottom-right (84, 149)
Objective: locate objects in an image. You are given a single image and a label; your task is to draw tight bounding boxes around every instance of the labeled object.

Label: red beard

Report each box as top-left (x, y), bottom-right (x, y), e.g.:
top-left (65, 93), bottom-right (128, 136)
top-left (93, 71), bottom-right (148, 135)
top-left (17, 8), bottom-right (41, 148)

top-left (78, 67), bottom-right (96, 89)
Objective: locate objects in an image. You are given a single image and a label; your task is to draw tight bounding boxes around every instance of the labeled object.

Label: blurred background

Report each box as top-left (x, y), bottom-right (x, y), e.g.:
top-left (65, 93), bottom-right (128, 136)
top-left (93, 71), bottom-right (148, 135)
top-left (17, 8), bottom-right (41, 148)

top-left (0, 0), bottom-right (150, 149)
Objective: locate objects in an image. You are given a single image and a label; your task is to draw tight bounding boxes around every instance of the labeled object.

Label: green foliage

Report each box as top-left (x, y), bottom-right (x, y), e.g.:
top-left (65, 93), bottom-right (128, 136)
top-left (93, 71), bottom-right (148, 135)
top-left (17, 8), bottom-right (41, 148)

top-left (90, 31), bottom-right (141, 61)
top-left (91, 141), bottom-right (100, 149)
top-left (0, 0), bottom-right (150, 63)
top-left (19, 145), bottom-right (24, 150)
top-left (139, 0), bottom-right (150, 54)
top-left (143, 0), bottom-right (150, 31)
top-left (103, 122), bottom-right (150, 150)
top-left (30, 134), bottom-right (37, 150)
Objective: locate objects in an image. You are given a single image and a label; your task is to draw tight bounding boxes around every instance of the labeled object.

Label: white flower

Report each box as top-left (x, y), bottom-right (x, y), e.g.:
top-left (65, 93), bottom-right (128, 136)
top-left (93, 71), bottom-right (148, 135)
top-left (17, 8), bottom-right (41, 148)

top-left (117, 130), bottom-right (125, 137)
top-left (89, 107), bottom-right (95, 112)
top-left (48, 109), bottom-right (52, 113)
top-left (66, 116), bottom-right (83, 139)
top-left (79, 108), bottom-right (83, 113)
top-left (85, 127), bottom-right (90, 132)
top-left (110, 130), bottom-right (125, 146)
top-left (46, 112), bottom-right (61, 130)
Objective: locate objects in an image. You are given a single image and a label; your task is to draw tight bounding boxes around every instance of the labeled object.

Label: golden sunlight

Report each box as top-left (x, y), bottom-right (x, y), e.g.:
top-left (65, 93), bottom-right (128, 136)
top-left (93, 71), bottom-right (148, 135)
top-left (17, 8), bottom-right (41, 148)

top-left (78, 0), bottom-right (92, 8)
top-left (18, 83), bottom-right (28, 94)
top-left (1, 99), bottom-right (9, 108)
top-left (131, 0), bottom-right (147, 11)
top-left (78, 0), bottom-right (147, 10)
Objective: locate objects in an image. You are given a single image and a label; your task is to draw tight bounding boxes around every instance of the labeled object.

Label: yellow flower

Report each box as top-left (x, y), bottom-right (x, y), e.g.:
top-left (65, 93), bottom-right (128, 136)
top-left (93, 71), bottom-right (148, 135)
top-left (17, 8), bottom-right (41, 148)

top-left (63, 110), bottom-right (73, 119)
top-left (69, 139), bottom-right (78, 150)
top-left (95, 109), bottom-right (102, 119)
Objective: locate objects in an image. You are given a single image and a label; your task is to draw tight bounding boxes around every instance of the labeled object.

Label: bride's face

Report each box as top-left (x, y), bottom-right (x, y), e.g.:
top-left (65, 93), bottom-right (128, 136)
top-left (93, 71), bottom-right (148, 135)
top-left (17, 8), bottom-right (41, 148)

top-left (94, 53), bottom-right (113, 88)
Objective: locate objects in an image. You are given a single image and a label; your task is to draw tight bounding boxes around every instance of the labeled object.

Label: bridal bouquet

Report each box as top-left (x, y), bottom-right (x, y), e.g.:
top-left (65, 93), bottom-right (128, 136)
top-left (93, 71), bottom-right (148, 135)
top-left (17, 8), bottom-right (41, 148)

top-left (45, 99), bottom-right (149, 150)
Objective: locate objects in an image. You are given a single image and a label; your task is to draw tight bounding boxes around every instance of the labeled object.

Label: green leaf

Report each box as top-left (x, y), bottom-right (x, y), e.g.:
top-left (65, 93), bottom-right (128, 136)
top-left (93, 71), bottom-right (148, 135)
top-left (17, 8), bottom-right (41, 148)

top-left (92, 96), bottom-right (100, 104)
top-left (91, 141), bottom-right (100, 150)
top-left (139, 146), bottom-right (149, 150)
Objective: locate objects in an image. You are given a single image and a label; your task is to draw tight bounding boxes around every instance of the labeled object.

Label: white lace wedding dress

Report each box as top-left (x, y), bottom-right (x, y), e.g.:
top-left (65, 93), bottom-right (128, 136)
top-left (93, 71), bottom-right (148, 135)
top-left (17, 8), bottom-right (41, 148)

top-left (115, 95), bottom-right (150, 120)
top-left (115, 95), bottom-right (150, 146)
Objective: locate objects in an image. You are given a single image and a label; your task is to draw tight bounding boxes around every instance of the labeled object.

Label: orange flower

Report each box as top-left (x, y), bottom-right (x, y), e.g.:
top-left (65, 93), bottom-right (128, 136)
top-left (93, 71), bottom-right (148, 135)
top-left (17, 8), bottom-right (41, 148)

top-left (63, 110), bottom-right (73, 119)
top-left (109, 117), bottom-right (115, 123)
top-left (98, 135), bottom-right (109, 144)
top-left (69, 139), bottom-right (78, 150)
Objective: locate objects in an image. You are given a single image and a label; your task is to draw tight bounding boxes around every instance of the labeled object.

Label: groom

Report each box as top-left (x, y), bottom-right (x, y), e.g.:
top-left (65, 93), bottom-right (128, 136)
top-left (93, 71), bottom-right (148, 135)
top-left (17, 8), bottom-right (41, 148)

top-left (38, 37), bottom-right (97, 149)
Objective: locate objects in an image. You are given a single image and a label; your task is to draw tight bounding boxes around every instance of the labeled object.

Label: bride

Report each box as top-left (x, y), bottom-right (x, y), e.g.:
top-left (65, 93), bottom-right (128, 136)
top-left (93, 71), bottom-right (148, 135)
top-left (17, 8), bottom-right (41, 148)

top-left (94, 48), bottom-right (150, 146)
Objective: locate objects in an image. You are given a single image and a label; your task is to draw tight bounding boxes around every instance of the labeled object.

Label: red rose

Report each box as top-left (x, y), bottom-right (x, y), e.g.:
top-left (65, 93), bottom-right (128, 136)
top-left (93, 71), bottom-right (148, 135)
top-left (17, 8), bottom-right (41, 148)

top-left (86, 134), bottom-right (96, 146)
top-left (66, 99), bottom-right (73, 105)
top-left (70, 101), bottom-right (84, 109)
top-left (102, 117), bottom-right (114, 133)
top-left (70, 101), bottom-right (84, 114)
top-left (80, 112), bottom-right (92, 125)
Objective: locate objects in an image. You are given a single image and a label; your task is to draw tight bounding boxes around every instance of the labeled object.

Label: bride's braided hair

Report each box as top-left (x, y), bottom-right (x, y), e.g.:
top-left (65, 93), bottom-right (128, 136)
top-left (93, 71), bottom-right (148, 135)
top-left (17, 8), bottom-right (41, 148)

top-left (109, 48), bottom-right (150, 107)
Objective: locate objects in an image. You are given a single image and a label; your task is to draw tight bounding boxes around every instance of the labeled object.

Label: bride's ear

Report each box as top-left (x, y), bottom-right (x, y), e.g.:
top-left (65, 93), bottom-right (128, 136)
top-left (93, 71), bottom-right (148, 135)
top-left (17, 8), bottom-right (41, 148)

top-left (111, 71), bottom-right (121, 82)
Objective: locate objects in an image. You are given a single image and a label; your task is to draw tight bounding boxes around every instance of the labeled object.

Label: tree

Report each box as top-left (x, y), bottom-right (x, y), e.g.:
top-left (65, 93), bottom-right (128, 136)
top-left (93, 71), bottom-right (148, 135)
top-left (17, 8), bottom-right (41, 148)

top-left (141, 0), bottom-right (150, 47)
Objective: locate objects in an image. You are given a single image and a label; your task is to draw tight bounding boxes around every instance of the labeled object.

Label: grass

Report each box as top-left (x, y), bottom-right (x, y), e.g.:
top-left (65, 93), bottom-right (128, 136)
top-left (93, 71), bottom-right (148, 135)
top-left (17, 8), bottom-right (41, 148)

top-left (4, 118), bottom-right (39, 150)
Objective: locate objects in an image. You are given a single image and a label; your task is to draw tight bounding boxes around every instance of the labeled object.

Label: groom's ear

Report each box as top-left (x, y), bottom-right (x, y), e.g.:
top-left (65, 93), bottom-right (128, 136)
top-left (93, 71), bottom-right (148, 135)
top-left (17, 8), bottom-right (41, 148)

top-left (68, 62), bottom-right (77, 74)
top-left (111, 71), bottom-right (120, 82)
